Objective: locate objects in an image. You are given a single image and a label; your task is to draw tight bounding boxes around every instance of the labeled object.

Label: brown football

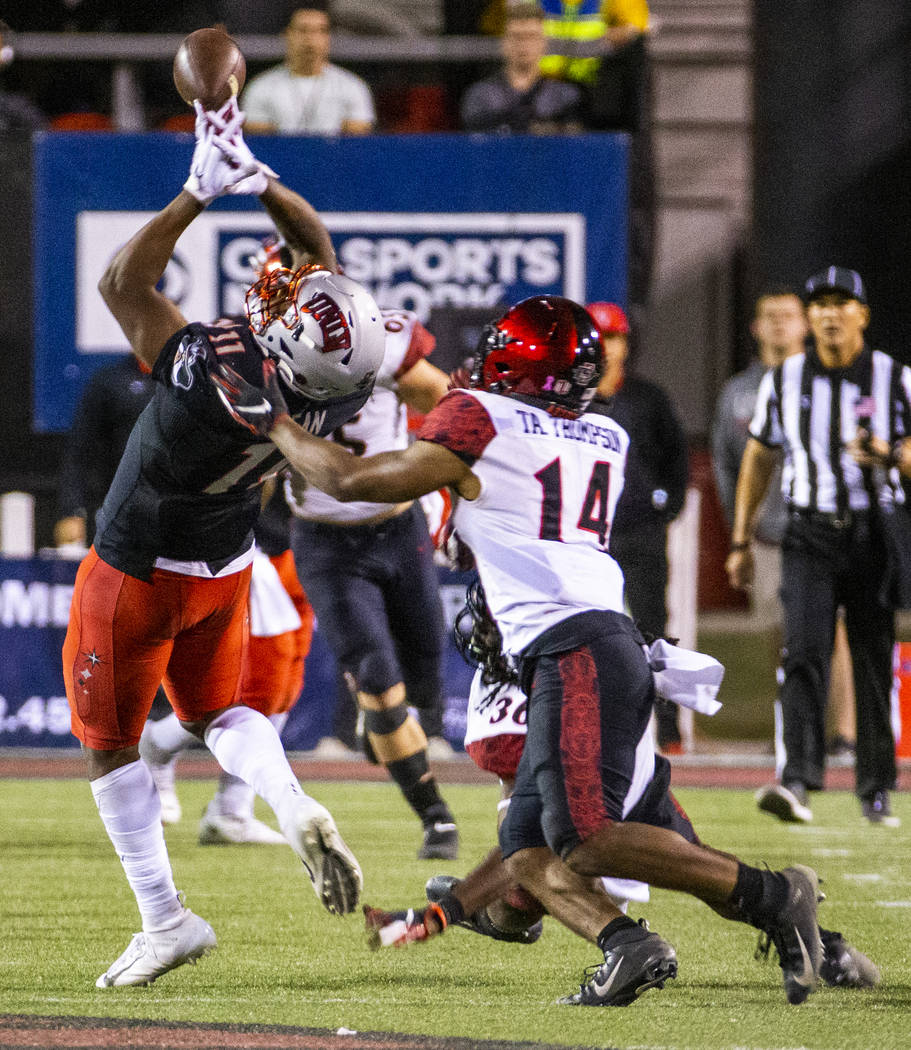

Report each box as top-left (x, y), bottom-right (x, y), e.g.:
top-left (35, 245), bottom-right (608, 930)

top-left (173, 28), bottom-right (246, 109)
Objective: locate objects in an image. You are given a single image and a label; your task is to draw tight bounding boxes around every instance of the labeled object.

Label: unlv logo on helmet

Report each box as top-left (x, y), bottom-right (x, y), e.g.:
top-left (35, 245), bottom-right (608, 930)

top-left (246, 265), bottom-right (385, 401)
top-left (300, 291), bottom-right (353, 357)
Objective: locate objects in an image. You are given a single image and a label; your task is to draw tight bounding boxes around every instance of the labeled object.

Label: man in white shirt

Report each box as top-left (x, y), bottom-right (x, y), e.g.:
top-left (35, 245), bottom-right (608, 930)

top-left (242, 5), bottom-right (376, 135)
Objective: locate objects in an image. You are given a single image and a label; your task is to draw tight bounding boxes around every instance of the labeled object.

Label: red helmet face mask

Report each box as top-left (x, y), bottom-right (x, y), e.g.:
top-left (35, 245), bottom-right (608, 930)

top-left (470, 296), bottom-right (603, 418)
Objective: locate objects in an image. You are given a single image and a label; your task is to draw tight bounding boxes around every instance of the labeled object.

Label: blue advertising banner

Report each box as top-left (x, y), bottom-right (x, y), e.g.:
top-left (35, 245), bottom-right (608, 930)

top-left (33, 132), bottom-right (628, 432)
top-left (0, 556), bottom-right (476, 751)
top-left (0, 556), bottom-right (78, 747)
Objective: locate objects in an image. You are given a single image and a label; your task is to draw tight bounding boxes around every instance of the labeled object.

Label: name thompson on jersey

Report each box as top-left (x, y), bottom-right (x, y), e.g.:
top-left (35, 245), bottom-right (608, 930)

top-left (515, 408), bottom-right (624, 450)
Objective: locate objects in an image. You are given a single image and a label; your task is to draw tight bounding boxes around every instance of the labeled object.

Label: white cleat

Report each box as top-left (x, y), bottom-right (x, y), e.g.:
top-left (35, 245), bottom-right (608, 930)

top-left (154, 783), bottom-right (182, 826)
top-left (95, 907), bottom-right (216, 988)
top-left (426, 736), bottom-right (457, 762)
top-left (198, 809), bottom-right (286, 846)
top-left (287, 797), bottom-right (363, 916)
top-left (139, 725), bottom-right (182, 824)
top-left (310, 736), bottom-right (357, 759)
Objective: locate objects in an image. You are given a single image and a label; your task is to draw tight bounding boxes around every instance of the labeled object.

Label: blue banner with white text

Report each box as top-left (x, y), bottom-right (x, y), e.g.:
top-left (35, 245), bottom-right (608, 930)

top-left (33, 132), bottom-right (628, 432)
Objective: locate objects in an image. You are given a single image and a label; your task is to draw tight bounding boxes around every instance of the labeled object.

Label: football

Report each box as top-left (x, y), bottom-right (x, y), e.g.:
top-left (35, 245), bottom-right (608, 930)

top-left (173, 28), bottom-right (246, 110)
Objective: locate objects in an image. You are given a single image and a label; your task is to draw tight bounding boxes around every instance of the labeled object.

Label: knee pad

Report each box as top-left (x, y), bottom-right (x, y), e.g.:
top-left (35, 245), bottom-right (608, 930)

top-left (362, 703), bottom-right (409, 737)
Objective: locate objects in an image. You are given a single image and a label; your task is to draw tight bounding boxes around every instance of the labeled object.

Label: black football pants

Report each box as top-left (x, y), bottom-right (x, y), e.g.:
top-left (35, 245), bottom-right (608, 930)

top-left (779, 512), bottom-right (896, 799)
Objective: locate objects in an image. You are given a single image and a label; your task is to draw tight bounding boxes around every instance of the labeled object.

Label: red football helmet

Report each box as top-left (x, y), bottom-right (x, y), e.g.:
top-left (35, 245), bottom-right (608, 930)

top-left (470, 296), bottom-right (603, 418)
top-left (586, 301), bottom-right (630, 336)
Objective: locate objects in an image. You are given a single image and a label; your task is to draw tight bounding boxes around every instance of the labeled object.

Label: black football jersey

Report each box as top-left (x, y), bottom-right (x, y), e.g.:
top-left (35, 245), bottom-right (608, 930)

top-left (93, 320), bottom-right (370, 580)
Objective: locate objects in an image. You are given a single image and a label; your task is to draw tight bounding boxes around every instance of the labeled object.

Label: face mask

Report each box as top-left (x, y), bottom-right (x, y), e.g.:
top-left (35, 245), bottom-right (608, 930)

top-left (0, 45), bottom-right (14, 68)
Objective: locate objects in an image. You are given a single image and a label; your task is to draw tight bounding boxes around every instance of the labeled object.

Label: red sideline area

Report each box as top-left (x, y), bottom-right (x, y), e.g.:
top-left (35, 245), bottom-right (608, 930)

top-left (0, 1014), bottom-right (588, 1050)
top-left (1, 747), bottom-right (907, 791)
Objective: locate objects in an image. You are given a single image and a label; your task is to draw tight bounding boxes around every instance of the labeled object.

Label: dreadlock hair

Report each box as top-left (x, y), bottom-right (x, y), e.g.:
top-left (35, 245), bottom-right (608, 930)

top-left (453, 579), bottom-right (519, 689)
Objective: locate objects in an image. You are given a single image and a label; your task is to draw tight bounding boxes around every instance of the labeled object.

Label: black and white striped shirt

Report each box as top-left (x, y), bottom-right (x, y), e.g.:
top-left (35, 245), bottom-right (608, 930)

top-left (749, 345), bottom-right (911, 515)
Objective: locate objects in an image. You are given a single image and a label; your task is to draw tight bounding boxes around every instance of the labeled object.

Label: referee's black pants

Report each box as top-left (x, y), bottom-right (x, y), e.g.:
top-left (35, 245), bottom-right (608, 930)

top-left (779, 511), bottom-right (896, 799)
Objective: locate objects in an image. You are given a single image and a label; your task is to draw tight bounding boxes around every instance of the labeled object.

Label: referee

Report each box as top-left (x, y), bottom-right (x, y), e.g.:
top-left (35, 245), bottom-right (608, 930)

top-left (726, 267), bottom-right (911, 827)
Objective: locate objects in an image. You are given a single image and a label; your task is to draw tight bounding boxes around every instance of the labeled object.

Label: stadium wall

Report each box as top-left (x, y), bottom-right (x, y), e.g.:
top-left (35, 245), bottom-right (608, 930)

top-left (753, 2), bottom-right (911, 364)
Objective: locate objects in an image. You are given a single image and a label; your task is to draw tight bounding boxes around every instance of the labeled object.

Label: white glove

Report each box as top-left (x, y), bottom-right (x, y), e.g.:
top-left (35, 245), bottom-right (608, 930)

top-left (183, 99), bottom-right (278, 203)
top-left (183, 101), bottom-right (223, 203)
top-left (212, 101), bottom-right (278, 197)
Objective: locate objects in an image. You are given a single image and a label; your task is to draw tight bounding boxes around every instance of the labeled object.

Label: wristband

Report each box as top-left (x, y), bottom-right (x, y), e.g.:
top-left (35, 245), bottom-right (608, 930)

top-left (729, 541), bottom-right (750, 552)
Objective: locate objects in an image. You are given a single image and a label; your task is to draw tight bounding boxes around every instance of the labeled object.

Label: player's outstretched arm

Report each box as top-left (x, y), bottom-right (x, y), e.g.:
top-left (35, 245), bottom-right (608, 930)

top-left (271, 417), bottom-right (478, 504)
top-left (98, 192), bottom-right (202, 371)
top-left (259, 180), bottom-right (338, 274)
top-left (212, 359), bottom-right (480, 500)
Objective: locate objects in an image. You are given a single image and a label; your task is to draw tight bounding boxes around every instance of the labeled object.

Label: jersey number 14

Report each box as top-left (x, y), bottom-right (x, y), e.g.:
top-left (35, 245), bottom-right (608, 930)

top-left (534, 457), bottom-right (612, 546)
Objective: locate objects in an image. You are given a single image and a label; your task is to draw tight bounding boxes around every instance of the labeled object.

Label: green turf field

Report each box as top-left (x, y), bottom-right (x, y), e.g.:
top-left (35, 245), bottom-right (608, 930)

top-left (1, 778), bottom-right (909, 1049)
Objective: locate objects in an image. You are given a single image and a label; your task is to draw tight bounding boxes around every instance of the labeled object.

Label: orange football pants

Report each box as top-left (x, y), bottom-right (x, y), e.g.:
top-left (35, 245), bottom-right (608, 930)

top-left (241, 549), bottom-right (314, 716)
top-left (64, 547), bottom-right (252, 750)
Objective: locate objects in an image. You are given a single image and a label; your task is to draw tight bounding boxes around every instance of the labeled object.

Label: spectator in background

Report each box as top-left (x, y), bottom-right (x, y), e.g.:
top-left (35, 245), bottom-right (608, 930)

top-left (586, 302), bottom-right (688, 753)
top-left (481, 0), bottom-right (653, 320)
top-left (712, 290), bottom-right (856, 759)
top-left (712, 291), bottom-right (807, 626)
top-left (538, 0), bottom-right (650, 87)
top-left (242, 4), bottom-right (376, 135)
top-left (54, 356), bottom-right (156, 549)
top-left (460, 3), bottom-right (583, 134)
top-left (0, 20), bottom-right (46, 130)
top-left (727, 267), bottom-right (910, 827)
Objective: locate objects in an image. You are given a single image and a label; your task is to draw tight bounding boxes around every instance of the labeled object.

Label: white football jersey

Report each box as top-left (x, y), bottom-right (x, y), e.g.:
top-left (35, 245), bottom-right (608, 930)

top-left (418, 389), bottom-right (629, 653)
top-left (286, 310), bottom-right (435, 523)
top-left (464, 669), bottom-right (527, 747)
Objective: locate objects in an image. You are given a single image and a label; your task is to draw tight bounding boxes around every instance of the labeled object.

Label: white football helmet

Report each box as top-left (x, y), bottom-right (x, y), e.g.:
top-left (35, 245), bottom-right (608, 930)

top-left (245, 264), bottom-right (385, 401)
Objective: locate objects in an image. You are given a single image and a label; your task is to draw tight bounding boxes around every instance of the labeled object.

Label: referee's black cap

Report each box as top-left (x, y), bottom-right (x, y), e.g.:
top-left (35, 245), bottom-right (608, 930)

top-left (804, 266), bottom-right (867, 305)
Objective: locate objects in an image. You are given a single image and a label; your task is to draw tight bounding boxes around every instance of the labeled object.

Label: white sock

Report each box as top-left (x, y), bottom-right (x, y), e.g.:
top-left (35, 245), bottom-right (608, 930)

top-left (210, 711), bottom-right (294, 818)
top-left (269, 711), bottom-right (290, 737)
top-left (91, 761), bottom-right (184, 933)
top-left (204, 706), bottom-right (308, 836)
top-left (146, 712), bottom-right (198, 760)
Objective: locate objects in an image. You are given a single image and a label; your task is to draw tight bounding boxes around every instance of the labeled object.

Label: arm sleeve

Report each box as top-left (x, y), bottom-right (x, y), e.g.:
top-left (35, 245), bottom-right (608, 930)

top-left (748, 368), bottom-right (783, 447)
top-left (603, 0), bottom-right (650, 30)
top-left (416, 390), bottom-right (496, 466)
top-left (395, 320), bottom-right (436, 380)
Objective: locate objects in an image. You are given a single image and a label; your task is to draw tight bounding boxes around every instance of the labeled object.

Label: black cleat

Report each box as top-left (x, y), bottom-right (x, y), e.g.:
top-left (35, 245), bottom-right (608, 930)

top-left (755, 782), bottom-right (813, 823)
top-left (755, 865), bottom-right (823, 1004)
top-left (425, 873), bottom-right (460, 902)
top-left (820, 929), bottom-right (881, 988)
top-left (425, 874), bottom-right (543, 945)
top-left (557, 919), bottom-right (677, 1007)
top-left (418, 821), bottom-right (459, 860)
top-left (860, 790), bottom-right (900, 827)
